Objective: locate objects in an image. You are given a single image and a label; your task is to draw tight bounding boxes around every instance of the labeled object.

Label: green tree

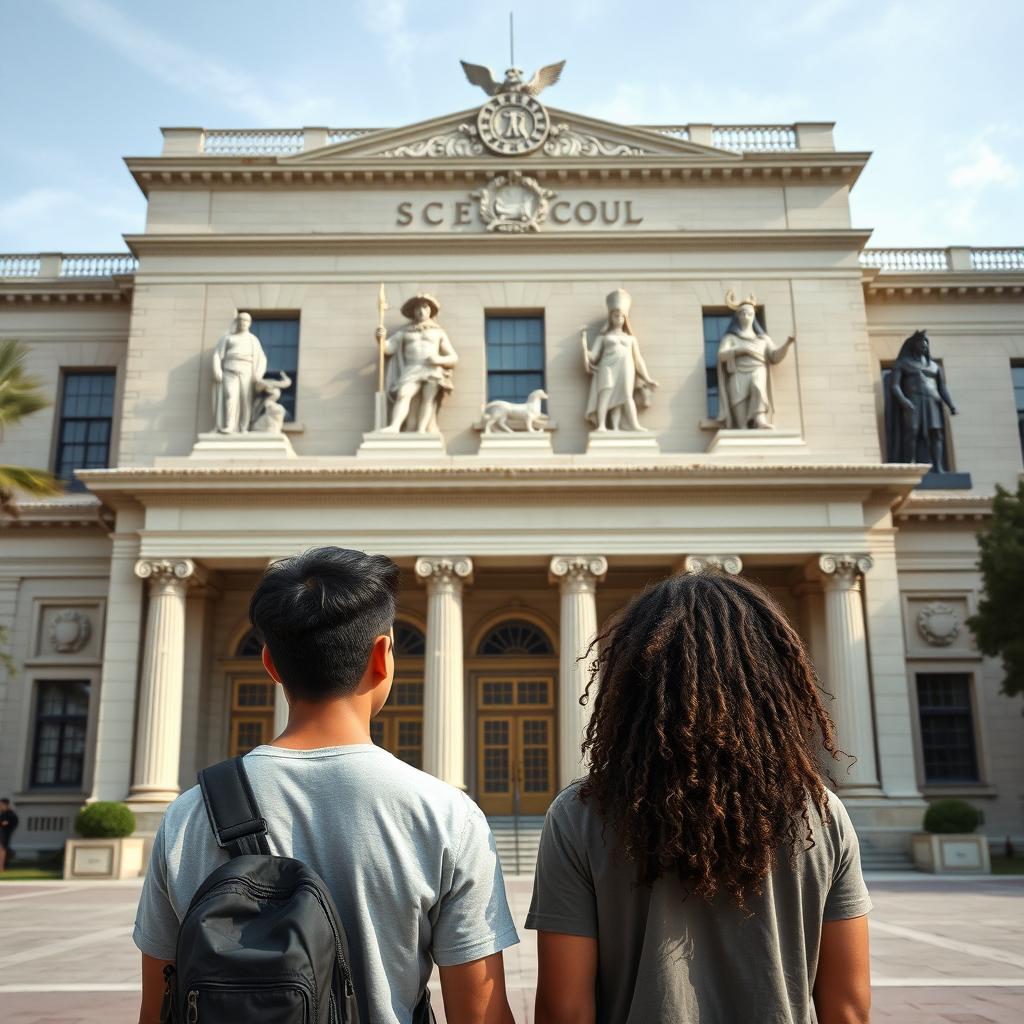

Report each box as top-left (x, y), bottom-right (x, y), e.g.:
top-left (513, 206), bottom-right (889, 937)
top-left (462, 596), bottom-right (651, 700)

top-left (967, 481), bottom-right (1024, 699)
top-left (0, 339), bottom-right (61, 516)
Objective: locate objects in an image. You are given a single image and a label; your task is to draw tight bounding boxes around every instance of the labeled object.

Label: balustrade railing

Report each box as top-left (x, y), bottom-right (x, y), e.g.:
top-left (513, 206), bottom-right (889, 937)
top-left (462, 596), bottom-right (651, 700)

top-left (202, 129), bottom-right (304, 155)
top-left (712, 125), bottom-right (798, 152)
top-left (0, 255), bottom-right (42, 277)
top-left (860, 249), bottom-right (950, 271)
top-left (970, 248), bottom-right (1024, 271)
top-left (0, 253), bottom-right (137, 279)
top-left (862, 247), bottom-right (1024, 272)
top-left (326, 128), bottom-right (375, 145)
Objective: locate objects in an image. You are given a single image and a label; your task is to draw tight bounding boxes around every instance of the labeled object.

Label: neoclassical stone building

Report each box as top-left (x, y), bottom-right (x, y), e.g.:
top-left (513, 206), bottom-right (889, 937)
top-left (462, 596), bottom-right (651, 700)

top-left (2, 77), bottom-right (1022, 865)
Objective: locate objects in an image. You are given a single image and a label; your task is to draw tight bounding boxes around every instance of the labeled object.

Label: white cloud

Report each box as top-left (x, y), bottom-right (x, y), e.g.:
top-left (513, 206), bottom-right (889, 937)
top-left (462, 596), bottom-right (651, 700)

top-left (46, 0), bottom-right (331, 124)
top-left (949, 141), bottom-right (1017, 190)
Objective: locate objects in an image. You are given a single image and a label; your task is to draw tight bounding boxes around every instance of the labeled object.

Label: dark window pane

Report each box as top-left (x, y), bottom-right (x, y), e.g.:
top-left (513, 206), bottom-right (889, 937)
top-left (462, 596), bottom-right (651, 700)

top-left (702, 310), bottom-right (766, 421)
top-left (32, 680), bottom-right (90, 789)
top-left (1014, 365), bottom-right (1024, 460)
top-left (393, 621), bottom-right (426, 657)
top-left (250, 317), bottom-right (300, 422)
top-left (56, 371), bottom-right (115, 488)
top-left (916, 673), bottom-right (978, 783)
top-left (485, 315), bottom-right (545, 403)
top-left (478, 620), bottom-right (553, 657)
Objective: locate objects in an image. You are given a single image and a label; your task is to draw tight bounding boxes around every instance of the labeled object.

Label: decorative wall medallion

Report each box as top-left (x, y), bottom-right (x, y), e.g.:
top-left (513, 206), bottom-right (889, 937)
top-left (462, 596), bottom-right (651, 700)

top-left (379, 125), bottom-right (484, 158)
top-left (477, 93), bottom-right (551, 156)
top-left (48, 609), bottom-right (92, 654)
top-left (917, 602), bottom-right (961, 646)
top-left (472, 171), bottom-right (556, 233)
top-left (544, 125), bottom-right (649, 157)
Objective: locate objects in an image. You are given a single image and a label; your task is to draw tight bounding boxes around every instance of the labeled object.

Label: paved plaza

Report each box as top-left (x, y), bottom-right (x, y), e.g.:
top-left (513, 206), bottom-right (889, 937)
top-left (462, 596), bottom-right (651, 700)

top-left (1, 873), bottom-right (1022, 1022)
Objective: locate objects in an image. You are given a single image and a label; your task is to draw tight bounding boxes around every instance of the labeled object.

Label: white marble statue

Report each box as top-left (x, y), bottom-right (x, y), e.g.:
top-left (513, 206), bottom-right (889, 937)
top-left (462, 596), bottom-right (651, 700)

top-left (581, 289), bottom-right (658, 432)
top-left (250, 372), bottom-right (292, 433)
top-left (716, 291), bottom-right (795, 430)
top-left (481, 389), bottom-right (550, 433)
top-left (212, 313), bottom-right (268, 434)
top-left (374, 294), bottom-right (458, 434)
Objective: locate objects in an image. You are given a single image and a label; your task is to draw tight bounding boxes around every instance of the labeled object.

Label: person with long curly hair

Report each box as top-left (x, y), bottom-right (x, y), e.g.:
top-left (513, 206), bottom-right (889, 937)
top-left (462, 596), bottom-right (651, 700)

top-left (527, 570), bottom-right (872, 1024)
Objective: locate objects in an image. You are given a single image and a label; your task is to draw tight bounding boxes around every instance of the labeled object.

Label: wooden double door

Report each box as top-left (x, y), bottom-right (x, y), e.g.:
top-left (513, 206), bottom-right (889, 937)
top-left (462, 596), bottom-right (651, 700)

top-left (476, 675), bottom-right (556, 816)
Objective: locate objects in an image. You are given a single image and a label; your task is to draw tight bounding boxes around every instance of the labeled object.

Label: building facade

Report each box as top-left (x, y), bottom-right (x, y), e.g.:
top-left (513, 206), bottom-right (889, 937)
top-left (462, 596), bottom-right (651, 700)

top-left (2, 85), bottom-right (1023, 864)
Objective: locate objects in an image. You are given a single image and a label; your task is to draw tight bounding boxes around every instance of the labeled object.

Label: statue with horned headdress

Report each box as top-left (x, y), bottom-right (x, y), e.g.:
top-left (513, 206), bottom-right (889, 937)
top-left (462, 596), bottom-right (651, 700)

top-left (581, 289), bottom-right (659, 432)
top-left (715, 291), bottom-right (795, 429)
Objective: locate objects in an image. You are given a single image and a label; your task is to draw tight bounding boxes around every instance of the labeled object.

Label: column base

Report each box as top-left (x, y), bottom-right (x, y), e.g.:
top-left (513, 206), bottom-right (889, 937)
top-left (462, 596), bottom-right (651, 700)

top-left (585, 430), bottom-right (660, 457)
top-left (705, 427), bottom-right (805, 456)
top-left (357, 430), bottom-right (446, 459)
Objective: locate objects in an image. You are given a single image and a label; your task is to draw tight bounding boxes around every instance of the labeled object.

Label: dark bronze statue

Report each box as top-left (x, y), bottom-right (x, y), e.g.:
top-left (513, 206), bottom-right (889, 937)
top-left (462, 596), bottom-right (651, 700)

top-left (884, 330), bottom-right (958, 472)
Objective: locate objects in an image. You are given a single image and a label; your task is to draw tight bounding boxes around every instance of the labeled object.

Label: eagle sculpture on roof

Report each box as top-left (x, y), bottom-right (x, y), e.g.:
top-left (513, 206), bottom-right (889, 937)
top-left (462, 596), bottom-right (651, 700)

top-left (460, 60), bottom-right (566, 97)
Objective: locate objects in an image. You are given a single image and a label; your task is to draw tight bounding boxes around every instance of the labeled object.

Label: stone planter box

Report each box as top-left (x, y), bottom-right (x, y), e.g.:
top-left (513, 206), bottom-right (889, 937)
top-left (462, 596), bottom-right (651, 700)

top-left (63, 837), bottom-right (146, 880)
top-left (912, 833), bottom-right (991, 874)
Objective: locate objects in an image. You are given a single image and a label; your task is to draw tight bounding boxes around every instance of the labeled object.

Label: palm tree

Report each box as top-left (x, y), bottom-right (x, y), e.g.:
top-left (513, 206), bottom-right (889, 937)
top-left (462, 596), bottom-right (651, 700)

top-left (0, 339), bottom-right (61, 516)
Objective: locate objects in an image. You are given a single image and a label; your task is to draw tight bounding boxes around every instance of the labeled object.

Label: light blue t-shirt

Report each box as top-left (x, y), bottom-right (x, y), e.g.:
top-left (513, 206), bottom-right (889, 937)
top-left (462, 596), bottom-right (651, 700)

top-left (134, 744), bottom-right (519, 1024)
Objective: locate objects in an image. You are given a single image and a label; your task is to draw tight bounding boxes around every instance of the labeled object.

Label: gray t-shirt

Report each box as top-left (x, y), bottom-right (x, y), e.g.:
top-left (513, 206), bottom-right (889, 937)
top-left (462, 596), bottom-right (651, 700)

top-left (526, 784), bottom-right (871, 1024)
top-left (135, 744), bottom-right (518, 1024)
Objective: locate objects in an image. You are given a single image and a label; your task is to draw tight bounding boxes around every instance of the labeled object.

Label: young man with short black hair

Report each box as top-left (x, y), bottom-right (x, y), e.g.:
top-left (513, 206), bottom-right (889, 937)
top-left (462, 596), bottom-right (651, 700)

top-left (134, 546), bottom-right (518, 1023)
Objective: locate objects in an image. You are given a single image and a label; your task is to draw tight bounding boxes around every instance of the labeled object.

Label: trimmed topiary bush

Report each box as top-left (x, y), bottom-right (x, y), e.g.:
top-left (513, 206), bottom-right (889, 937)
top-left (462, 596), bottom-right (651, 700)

top-left (74, 802), bottom-right (136, 839)
top-left (924, 799), bottom-right (980, 835)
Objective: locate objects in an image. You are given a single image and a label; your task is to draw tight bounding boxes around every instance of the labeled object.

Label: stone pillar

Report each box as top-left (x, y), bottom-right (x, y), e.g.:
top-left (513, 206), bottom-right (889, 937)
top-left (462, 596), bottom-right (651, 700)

top-left (683, 554), bottom-right (743, 575)
top-left (549, 556), bottom-right (608, 788)
top-left (129, 558), bottom-right (204, 805)
top-left (818, 554), bottom-right (880, 794)
top-left (415, 557), bottom-right (473, 788)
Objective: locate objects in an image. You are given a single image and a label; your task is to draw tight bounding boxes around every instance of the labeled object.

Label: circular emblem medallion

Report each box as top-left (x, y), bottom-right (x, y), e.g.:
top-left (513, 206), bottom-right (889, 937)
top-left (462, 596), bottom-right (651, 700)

top-left (477, 94), bottom-right (550, 156)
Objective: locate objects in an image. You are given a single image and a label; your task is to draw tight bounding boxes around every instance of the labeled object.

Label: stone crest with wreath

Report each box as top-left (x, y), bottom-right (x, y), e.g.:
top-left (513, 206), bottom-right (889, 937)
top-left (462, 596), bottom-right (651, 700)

top-left (471, 171), bottom-right (557, 233)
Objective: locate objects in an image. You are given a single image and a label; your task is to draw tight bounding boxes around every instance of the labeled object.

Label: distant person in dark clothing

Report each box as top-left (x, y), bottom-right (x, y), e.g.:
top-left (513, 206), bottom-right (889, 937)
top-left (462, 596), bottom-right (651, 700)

top-left (0, 798), bottom-right (18, 871)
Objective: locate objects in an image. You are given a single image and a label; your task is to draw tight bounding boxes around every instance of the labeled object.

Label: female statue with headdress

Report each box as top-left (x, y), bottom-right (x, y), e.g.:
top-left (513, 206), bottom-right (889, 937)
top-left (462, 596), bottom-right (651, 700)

top-left (884, 329), bottom-right (957, 471)
top-left (374, 293), bottom-right (458, 434)
top-left (716, 291), bottom-right (795, 430)
top-left (581, 289), bottom-right (658, 432)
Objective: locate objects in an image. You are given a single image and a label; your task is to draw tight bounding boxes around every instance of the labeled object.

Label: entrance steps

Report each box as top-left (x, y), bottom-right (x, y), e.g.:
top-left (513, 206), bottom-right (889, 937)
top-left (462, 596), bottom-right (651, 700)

top-left (859, 836), bottom-right (914, 871)
top-left (487, 816), bottom-right (545, 876)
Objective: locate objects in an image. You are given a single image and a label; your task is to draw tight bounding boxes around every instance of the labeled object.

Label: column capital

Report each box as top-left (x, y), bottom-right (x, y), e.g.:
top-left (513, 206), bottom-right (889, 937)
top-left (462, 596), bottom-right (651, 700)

top-left (415, 557), bottom-right (473, 588)
top-left (682, 554), bottom-right (743, 575)
top-left (818, 554), bottom-right (873, 588)
top-left (549, 556), bottom-right (608, 591)
top-left (134, 558), bottom-right (206, 594)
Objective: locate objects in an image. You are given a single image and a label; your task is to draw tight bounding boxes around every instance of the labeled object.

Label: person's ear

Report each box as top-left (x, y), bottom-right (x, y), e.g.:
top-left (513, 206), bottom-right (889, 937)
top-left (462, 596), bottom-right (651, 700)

top-left (261, 645), bottom-right (283, 684)
top-left (369, 633), bottom-right (392, 683)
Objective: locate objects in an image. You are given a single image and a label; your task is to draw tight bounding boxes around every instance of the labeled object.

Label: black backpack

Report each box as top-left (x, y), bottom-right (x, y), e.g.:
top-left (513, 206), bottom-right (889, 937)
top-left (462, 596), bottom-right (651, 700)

top-left (160, 756), bottom-right (361, 1023)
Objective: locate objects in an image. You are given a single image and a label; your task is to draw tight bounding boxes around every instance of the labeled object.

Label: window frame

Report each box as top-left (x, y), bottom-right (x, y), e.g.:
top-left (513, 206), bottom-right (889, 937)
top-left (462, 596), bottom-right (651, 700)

top-left (248, 312), bottom-right (301, 423)
top-left (701, 307), bottom-right (767, 422)
top-left (53, 369), bottom-right (117, 491)
top-left (30, 679), bottom-right (92, 791)
top-left (1011, 360), bottom-right (1024, 463)
top-left (483, 311), bottom-right (546, 405)
top-left (912, 669), bottom-right (983, 786)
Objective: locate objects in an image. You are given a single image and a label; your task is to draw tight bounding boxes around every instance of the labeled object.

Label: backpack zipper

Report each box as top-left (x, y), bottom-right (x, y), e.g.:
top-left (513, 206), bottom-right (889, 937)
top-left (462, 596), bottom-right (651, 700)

top-left (186, 979), bottom-right (314, 1022)
top-left (185, 990), bottom-right (198, 1023)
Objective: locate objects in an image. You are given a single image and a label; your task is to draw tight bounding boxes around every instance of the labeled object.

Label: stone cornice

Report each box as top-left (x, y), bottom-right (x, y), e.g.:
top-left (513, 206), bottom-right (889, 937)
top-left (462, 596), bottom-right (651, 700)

top-left (863, 269), bottom-right (1024, 298)
top-left (0, 279), bottom-right (133, 304)
top-left (122, 229), bottom-right (874, 259)
top-left (125, 151), bottom-right (870, 195)
top-left (894, 493), bottom-right (995, 522)
top-left (0, 497), bottom-right (113, 530)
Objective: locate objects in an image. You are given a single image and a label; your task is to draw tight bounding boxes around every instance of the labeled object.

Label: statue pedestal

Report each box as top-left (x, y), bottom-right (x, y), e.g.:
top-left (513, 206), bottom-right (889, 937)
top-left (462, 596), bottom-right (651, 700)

top-left (705, 428), bottom-right (805, 457)
top-left (476, 430), bottom-right (555, 457)
top-left (184, 431), bottom-right (296, 461)
top-left (585, 431), bottom-right (660, 457)
top-left (356, 431), bottom-right (446, 460)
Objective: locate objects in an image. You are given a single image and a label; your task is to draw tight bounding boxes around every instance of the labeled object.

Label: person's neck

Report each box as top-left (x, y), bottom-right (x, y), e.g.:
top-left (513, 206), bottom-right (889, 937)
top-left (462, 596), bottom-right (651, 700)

top-left (270, 694), bottom-right (373, 750)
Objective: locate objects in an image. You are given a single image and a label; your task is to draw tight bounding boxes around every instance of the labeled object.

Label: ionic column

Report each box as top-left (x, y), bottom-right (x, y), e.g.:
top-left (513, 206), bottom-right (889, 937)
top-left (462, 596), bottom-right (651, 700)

top-left (818, 554), bottom-right (880, 793)
top-left (416, 557), bottom-right (473, 788)
top-left (549, 556), bottom-right (608, 788)
top-left (130, 558), bottom-right (204, 804)
top-left (683, 555), bottom-right (743, 575)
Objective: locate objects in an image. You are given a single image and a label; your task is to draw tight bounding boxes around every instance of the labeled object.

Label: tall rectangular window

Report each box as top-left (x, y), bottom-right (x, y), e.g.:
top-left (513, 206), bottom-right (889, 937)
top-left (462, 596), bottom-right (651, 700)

top-left (916, 672), bottom-right (979, 783)
top-left (31, 680), bottom-right (90, 788)
top-left (485, 315), bottom-right (545, 403)
top-left (250, 316), bottom-right (299, 421)
top-left (55, 371), bottom-right (116, 489)
top-left (1012, 363), bottom-right (1024, 459)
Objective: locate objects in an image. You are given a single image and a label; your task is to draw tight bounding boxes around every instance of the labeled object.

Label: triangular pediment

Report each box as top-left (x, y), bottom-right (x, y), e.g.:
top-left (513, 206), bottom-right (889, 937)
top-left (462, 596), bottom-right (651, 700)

top-left (285, 106), bottom-right (740, 163)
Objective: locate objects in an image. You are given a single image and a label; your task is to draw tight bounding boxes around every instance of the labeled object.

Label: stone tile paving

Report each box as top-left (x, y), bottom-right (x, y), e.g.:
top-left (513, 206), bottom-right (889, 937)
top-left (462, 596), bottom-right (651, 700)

top-left (1, 875), bottom-right (1022, 1022)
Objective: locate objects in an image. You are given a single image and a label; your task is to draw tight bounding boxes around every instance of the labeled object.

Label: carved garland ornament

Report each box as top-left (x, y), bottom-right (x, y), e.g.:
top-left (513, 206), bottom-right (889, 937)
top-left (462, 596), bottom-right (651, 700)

top-left (544, 124), bottom-right (650, 157)
top-left (916, 602), bottom-right (961, 647)
top-left (472, 171), bottom-right (557, 233)
top-left (378, 124), bottom-right (484, 159)
top-left (48, 609), bottom-right (92, 654)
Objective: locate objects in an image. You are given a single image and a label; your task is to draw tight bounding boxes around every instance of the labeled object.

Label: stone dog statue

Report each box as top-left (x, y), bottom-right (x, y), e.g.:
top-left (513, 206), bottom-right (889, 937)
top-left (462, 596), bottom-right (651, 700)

top-left (480, 389), bottom-right (550, 433)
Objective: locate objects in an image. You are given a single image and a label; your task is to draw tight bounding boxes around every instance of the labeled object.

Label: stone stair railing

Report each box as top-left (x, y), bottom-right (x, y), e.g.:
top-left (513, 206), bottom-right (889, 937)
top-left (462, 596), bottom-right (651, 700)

top-left (0, 253), bottom-right (138, 279)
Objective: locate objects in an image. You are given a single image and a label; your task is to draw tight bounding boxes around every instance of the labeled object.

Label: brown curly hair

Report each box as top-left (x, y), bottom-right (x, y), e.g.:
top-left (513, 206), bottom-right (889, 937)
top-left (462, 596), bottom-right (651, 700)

top-left (579, 570), bottom-right (843, 908)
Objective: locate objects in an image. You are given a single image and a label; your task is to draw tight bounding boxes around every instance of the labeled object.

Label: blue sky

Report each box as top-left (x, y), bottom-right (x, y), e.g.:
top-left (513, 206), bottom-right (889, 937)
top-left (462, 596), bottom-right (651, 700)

top-left (1, 0), bottom-right (1020, 252)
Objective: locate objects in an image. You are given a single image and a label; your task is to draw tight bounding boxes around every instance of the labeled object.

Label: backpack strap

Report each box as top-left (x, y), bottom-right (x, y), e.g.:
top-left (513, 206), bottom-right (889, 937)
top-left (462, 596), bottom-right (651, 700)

top-left (198, 756), bottom-right (271, 858)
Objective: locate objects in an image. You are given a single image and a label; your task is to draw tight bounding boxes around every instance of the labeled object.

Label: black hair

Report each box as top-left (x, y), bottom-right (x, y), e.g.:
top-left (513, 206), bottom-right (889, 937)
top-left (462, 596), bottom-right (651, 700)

top-left (0, 797), bottom-right (9, 804)
top-left (249, 546), bottom-right (400, 701)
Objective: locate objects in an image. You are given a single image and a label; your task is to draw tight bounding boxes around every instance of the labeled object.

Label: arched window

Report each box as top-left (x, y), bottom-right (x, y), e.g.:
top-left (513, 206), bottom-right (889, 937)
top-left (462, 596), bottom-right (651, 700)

top-left (477, 619), bottom-right (553, 657)
top-left (235, 627), bottom-right (263, 658)
top-left (393, 621), bottom-right (426, 657)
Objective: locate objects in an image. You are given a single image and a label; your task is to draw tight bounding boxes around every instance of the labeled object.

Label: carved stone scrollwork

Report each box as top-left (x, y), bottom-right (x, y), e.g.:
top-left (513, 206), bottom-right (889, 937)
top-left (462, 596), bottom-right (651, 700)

top-left (683, 555), bottom-right (743, 575)
top-left (917, 602), bottom-right (961, 646)
top-left (472, 171), bottom-right (557, 233)
top-left (548, 556), bottom-right (608, 590)
top-left (818, 554), bottom-right (873, 588)
top-left (414, 557), bottom-right (474, 586)
top-left (378, 124), bottom-right (484, 158)
top-left (135, 558), bottom-right (205, 594)
top-left (48, 609), bottom-right (92, 654)
top-left (544, 125), bottom-right (650, 157)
